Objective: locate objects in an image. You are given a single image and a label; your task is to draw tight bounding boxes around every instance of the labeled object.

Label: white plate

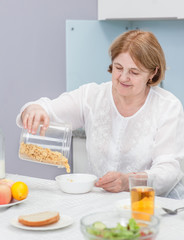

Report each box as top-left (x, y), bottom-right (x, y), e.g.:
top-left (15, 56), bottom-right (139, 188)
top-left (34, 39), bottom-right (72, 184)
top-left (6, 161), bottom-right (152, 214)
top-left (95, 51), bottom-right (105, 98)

top-left (115, 198), bottom-right (164, 216)
top-left (11, 214), bottom-right (73, 231)
top-left (0, 198), bottom-right (27, 208)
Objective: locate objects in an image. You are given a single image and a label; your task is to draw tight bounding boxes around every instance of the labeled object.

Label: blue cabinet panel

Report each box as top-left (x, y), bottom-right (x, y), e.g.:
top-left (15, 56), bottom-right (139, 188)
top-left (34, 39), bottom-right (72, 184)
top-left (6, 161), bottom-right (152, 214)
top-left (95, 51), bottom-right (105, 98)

top-left (66, 20), bottom-right (184, 105)
top-left (132, 20), bottom-right (184, 105)
top-left (66, 20), bottom-right (131, 91)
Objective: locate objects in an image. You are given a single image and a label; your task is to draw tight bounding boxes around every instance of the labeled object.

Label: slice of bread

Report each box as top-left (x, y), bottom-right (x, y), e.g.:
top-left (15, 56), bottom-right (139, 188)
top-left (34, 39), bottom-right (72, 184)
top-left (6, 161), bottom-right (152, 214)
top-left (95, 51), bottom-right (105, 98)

top-left (18, 211), bottom-right (60, 227)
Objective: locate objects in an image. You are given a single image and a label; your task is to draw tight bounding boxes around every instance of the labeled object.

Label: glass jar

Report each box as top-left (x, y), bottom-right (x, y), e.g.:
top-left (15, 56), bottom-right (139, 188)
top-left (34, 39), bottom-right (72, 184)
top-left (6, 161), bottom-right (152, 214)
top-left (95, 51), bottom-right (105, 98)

top-left (19, 122), bottom-right (72, 173)
top-left (0, 129), bottom-right (5, 179)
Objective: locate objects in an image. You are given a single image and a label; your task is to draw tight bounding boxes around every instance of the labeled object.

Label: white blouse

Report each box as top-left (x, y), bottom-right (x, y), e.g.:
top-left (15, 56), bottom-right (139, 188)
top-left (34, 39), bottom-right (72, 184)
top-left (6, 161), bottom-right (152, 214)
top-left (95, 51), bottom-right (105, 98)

top-left (16, 82), bottom-right (184, 197)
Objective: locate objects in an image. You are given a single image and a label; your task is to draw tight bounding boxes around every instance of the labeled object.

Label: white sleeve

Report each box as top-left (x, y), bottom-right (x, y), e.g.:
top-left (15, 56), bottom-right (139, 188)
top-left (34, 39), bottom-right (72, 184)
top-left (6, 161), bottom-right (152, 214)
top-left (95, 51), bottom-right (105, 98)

top-left (145, 100), bottom-right (184, 196)
top-left (16, 86), bottom-right (85, 130)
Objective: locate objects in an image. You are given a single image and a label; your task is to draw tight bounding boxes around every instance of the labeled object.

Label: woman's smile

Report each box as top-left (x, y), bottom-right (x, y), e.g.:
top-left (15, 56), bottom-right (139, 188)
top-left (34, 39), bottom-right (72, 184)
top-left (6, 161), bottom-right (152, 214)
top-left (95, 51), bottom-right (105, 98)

top-left (119, 82), bottom-right (132, 88)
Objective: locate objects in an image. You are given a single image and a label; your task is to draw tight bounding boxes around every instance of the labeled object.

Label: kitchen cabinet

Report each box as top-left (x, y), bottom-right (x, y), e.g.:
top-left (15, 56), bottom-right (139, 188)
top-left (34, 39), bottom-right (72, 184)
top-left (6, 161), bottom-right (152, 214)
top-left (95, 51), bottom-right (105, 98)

top-left (66, 20), bottom-right (184, 106)
top-left (98, 0), bottom-right (184, 20)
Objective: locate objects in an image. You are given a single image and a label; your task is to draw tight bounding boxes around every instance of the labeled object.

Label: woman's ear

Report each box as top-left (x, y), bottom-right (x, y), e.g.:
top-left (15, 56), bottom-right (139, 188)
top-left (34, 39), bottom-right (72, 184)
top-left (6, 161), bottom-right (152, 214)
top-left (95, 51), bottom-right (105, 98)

top-left (150, 67), bottom-right (159, 80)
top-left (108, 64), bottom-right (113, 73)
top-left (147, 67), bottom-right (159, 85)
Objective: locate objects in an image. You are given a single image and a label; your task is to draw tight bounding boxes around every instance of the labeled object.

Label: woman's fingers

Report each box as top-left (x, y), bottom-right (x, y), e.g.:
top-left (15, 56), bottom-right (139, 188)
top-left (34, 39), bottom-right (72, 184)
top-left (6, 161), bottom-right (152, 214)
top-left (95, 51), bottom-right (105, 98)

top-left (27, 112), bottom-right (35, 133)
top-left (21, 104), bottom-right (49, 135)
top-left (31, 114), bottom-right (41, 134)
top-left (95, 172), bottom-right (129, 192)
top-left (96, 172), bottom-right (117, 186)
top-left (39, 126), bottom-right (46, 136)
top-left (98, 179), bottom-right (122, 192)
top-left (22, 113), bottom-right (29, 129)
top-left (42, 113), bottom-right (50, 129)
top-left (99, 183), bottom-right (119, 193)
top-left (39, 116), bottom-right (49, 136)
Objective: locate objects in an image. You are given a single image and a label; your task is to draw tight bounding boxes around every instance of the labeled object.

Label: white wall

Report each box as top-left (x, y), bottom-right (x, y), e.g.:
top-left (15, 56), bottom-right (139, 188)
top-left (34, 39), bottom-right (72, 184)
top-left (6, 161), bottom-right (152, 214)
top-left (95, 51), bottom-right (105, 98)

top-left (0, 0), bottom-right (97, 179)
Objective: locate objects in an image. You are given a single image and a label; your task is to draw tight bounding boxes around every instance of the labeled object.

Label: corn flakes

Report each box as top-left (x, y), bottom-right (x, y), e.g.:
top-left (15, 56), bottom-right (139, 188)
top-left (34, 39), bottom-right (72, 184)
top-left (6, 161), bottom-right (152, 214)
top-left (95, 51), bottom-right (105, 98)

top-left (19, 142), bottom-right (70, 173)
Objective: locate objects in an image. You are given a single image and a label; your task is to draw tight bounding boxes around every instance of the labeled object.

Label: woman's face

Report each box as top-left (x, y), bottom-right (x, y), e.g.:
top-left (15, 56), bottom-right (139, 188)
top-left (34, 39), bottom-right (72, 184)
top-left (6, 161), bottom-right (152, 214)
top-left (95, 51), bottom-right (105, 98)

top-left (112, 52), bottom-right (153, 98)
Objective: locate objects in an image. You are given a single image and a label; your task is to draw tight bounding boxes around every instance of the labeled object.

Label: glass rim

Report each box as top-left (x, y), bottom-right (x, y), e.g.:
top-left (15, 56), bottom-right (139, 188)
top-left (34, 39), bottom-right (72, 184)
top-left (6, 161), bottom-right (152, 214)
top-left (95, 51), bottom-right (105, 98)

top-left (80, 210), bottom-right (160, 240)
top-left (129, 173), bottom-right (148, 180)
top-left (80, 209), bottom-right (159, 226)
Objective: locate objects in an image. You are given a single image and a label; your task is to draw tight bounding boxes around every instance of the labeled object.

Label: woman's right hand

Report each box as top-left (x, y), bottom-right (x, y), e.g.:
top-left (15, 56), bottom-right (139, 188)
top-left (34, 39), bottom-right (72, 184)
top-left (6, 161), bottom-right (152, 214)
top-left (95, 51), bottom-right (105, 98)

top-left (21, 104), bottom-right (50, 135)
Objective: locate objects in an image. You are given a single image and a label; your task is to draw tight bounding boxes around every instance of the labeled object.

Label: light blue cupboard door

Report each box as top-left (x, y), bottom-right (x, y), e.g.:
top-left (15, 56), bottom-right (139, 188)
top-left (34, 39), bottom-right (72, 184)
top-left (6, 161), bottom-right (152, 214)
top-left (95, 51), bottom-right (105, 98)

top-left (66, 20), bottom-right (131, 91)
top-left (66, 20), bottom-right (184, 105)
top-left (132, 20), bottom-right (184, 105)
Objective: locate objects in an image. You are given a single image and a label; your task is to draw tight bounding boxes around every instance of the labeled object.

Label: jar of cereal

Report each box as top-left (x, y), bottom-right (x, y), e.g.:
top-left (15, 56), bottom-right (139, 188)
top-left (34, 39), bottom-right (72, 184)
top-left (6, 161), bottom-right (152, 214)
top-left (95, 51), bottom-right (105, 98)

top-left (19, 122), bottom-right (72, 173)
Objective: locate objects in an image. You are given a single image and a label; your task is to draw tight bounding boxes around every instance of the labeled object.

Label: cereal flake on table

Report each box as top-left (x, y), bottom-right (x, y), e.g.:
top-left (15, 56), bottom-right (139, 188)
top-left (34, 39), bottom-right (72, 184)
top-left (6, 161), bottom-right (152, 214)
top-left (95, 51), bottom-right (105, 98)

top-left (19, 142), bottom-right (70, 173)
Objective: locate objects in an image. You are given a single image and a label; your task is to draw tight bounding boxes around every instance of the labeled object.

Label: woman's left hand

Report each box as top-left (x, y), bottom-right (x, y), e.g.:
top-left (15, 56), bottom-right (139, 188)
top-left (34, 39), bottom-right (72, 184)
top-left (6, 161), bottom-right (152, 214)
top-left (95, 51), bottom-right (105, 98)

top-left (95, 171), bottom-right (131, 193)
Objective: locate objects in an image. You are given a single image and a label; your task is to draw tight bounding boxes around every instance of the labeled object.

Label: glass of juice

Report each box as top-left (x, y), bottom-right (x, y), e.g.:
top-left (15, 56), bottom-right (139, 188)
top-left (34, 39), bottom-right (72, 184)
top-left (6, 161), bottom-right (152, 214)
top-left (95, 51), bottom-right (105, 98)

top-left (129, 173), bottom-right (155, 220)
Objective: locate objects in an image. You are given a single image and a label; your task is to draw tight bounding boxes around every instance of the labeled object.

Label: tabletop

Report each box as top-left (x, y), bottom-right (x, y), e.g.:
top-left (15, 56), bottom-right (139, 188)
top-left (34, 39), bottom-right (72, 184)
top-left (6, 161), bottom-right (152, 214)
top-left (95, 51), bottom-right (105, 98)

top-left (1, 173), bottom-right (184, 240)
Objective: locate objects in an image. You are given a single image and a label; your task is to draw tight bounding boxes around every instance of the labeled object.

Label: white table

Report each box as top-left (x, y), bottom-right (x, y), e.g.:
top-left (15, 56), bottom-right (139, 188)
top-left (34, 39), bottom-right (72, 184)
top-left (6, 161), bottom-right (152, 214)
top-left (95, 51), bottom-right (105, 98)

top-left (1, 174), bottom-right (184, 239)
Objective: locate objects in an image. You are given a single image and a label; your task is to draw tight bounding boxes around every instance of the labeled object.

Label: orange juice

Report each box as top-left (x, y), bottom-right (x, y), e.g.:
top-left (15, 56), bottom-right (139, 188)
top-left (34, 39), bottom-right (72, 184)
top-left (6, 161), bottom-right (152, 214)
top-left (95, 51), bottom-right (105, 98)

top-left (131, 186), bottom-right (155, 220)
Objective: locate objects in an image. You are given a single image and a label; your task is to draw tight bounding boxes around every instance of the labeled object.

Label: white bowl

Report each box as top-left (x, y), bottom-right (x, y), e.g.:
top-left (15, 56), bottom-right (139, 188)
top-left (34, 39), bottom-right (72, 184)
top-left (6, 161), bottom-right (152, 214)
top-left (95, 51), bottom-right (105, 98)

top-left (55, 173), bottom-right (97, 194)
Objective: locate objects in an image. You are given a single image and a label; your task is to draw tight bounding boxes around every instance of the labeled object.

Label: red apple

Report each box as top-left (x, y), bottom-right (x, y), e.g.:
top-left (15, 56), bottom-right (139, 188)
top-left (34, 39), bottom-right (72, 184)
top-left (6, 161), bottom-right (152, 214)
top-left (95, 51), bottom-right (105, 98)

top-left (0, 179), bottom-right (15, 188)
top-left (0, 184), bottom-right (12, 205)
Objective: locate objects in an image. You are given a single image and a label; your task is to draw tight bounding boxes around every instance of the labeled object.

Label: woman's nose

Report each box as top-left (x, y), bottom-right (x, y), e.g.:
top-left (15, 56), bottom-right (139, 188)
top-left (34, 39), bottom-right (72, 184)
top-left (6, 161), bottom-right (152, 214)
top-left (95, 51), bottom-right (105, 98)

top-left (118, 71), bottom-right (129, 81)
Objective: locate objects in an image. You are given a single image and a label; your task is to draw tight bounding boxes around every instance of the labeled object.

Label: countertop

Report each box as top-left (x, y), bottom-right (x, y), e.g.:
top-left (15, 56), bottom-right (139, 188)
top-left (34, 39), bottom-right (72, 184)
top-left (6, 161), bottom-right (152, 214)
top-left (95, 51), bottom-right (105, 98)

top-left (1, 173), bottom-right (184, 239)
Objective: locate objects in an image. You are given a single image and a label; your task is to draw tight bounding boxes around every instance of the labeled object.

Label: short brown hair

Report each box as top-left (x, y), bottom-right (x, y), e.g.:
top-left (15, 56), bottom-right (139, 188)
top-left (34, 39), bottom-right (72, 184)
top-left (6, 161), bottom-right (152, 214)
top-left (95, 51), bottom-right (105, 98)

top-left (108, 30), bottom-right (166, 86)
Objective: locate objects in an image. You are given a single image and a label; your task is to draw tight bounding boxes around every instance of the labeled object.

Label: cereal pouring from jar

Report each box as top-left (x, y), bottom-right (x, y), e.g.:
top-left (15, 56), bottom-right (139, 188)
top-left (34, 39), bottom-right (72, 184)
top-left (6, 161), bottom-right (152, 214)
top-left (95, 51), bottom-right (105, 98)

top-left (19, 142), bottom-right (71, 173)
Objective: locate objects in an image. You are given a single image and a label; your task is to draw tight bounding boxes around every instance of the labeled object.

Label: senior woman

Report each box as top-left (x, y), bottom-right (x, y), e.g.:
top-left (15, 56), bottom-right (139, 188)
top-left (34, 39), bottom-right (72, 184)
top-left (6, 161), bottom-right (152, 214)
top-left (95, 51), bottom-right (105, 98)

top-left (16, 30), bottom-right (184, 199)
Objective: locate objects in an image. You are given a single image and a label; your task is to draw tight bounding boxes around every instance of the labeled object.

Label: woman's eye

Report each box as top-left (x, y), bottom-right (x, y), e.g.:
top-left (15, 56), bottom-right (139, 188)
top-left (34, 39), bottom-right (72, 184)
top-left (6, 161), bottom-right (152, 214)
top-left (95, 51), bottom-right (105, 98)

top-left (116, 67), bottom-right (123, 71)
top-left (130, 71), bottom-right (139, 75)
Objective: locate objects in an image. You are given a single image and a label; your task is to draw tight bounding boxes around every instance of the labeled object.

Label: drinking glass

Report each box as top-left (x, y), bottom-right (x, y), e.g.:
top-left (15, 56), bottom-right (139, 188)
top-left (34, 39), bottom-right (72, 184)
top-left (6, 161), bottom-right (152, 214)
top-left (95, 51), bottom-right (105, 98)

top-left (0, 129), bottom-right (5, 179)
top-left (129, 173), bottom-right (155, 220)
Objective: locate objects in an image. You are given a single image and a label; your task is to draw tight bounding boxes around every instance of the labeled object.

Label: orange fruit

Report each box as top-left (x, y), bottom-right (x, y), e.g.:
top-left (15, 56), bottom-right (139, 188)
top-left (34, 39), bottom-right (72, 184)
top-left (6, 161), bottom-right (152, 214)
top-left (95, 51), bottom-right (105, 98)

top-left (11, 181), bottom-right (29, 201)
